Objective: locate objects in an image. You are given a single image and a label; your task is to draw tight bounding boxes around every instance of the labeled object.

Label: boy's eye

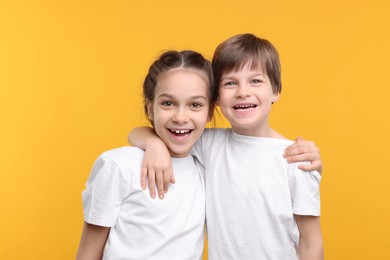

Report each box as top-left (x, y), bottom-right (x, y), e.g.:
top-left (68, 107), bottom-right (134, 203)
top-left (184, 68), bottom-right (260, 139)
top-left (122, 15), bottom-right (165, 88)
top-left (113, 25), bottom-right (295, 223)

top-left (223, 81), bottom-right (237, 87)
top-left (250, 79), bottom-right (263, 84)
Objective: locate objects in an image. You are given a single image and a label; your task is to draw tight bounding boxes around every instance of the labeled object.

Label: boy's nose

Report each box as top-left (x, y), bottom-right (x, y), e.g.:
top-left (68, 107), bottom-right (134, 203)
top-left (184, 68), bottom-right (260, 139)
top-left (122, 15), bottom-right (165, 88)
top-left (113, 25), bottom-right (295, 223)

top-left (235, 84), bottom-right (251, 98)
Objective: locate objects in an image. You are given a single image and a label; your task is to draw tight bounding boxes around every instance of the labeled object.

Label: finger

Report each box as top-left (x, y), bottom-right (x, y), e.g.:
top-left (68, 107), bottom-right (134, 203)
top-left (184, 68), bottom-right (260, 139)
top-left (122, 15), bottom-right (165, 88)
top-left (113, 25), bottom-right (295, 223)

top-left (286, 137), bottom-right (316, 152)
top-left (298, 161), bottom-right (322, 173)
top-left (141, 166), bottom-right (148, 190)
top-left (297, 163), bottom-right (311, 171)
top-left (163, 170), bottom-right (171, 194)
top-left (169, 167), bottom-right (175, 184)
top-left (287, 152), bottom-right (320, 163)
top-left (148, 169), bottom-right (156, 199)
top-left (284, 141), bottom-right (303, 154)
top-left (285, 145), bottom-right (319, 159)
top-left (156, 171), bottom-right (164, 199)
top-left (299, 160), bottom-right (323, 173)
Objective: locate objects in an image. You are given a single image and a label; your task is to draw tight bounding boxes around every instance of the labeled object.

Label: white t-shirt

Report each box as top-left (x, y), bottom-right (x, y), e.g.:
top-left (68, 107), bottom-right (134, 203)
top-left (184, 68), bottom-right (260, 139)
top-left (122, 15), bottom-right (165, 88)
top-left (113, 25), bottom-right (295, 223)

top-left (192, 129), bottom-right (321, 260)
top-left (82, 146), bottom-right (205, 260)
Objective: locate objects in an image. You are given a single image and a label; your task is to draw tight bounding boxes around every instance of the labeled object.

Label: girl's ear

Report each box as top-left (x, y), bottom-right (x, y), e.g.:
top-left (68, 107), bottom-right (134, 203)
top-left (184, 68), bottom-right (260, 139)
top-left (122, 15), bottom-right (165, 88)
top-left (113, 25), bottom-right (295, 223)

top-left (207, 112), bottom-right (212, 122)
top-left (146, 100), bottom-right (153, 121)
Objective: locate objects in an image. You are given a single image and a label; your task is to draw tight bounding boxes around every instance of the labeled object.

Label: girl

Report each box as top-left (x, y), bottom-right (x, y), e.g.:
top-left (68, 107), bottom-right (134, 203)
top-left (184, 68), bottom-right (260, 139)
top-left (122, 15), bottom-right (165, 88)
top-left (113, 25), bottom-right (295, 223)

top-left (76, 50), bottom-right (215, 259)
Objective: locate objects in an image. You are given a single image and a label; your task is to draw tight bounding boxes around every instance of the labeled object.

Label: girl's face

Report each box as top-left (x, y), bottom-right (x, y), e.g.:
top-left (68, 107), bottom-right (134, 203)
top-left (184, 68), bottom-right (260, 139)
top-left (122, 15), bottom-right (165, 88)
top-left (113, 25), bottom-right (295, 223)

top-left (147, 68), bottom-right (211, 158)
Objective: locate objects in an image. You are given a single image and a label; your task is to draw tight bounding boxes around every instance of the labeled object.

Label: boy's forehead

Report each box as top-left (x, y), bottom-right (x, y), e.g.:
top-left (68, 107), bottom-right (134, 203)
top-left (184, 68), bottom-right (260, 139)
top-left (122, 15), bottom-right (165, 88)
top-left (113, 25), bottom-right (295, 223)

top-left (223, 60), bottom-right (265, 74)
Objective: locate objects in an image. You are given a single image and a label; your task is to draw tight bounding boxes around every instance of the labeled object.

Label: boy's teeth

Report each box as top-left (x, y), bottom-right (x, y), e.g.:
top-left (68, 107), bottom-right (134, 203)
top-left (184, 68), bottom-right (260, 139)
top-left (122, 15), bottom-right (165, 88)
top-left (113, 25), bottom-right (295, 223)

top-left (234, 104), bottom-right (256, 109)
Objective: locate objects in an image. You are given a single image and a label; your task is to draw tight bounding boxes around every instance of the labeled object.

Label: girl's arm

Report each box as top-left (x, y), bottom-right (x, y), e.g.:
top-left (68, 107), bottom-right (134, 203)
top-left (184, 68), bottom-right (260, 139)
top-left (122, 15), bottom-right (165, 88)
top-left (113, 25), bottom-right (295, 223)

top-left (295, 215), bottom-right (324, 260)
top-left (76, 222), bottom-right (110, 260)
top-left (128, 126), bottom-right (174, 199)
top-left (284, 137), bottom-right (322, 173)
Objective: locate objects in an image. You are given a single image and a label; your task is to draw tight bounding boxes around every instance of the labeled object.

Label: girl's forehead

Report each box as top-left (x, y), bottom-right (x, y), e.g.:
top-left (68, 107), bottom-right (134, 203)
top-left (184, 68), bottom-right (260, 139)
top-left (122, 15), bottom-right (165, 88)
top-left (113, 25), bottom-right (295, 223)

top-left (155, 69), bottom-right (209, 95)
top-left (161, 67), bottom-right (208, 80)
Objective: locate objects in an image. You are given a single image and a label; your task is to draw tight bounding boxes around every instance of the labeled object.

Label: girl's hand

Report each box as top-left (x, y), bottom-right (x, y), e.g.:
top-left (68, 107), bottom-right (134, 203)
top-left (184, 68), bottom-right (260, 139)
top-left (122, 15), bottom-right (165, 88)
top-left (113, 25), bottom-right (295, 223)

top-left (284, 137), bottom-right (322, 173)
top-left (141, 140), bottom-right (175, 199)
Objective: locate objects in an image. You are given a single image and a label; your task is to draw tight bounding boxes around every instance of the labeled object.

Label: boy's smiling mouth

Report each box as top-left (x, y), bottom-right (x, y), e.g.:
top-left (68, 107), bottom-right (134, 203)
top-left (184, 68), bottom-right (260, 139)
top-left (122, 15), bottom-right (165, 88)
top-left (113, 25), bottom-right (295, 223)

top-left (233, 104), bottom-right (257, 111)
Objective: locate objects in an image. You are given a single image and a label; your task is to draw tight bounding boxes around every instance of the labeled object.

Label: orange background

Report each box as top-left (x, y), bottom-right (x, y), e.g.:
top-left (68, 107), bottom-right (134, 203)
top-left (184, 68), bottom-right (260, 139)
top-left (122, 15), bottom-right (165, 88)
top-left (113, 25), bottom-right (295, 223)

top-left (1, 0), bottom-right (389, 259)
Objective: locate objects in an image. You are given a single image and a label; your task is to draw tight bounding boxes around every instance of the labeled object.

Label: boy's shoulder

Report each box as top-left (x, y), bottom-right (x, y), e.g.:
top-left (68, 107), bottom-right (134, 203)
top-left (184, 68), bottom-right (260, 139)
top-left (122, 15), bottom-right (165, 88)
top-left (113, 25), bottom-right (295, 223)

top-left (196, 128), bottom-right (232, 145)
top-left (203, 128), bottom-right (233, 140)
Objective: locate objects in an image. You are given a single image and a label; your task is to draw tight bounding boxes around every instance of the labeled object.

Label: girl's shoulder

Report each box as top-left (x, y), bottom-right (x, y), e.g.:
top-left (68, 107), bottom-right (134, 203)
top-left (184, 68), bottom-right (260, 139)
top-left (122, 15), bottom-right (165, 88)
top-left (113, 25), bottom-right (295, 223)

top-left (100, 146), bottom-right (144, 162)
top-left (95, 146), bottom-right (145, 179)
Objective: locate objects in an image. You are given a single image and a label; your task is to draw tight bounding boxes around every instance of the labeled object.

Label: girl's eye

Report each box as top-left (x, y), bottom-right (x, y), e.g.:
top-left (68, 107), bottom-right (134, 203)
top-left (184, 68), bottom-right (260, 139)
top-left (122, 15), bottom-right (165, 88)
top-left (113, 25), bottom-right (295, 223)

top-left (191, 102), bottom-right (203, 109)
top-left (161, 101), bottom-right (174, 107)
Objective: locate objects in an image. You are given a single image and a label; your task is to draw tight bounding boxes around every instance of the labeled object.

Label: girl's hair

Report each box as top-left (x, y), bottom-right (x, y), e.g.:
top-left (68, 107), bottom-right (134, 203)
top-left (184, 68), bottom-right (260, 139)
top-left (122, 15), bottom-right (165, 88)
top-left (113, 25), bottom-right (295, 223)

top-left (143, 50), bottom-right (216, 123)
top-left (212, 33), bottom-right (282, 94)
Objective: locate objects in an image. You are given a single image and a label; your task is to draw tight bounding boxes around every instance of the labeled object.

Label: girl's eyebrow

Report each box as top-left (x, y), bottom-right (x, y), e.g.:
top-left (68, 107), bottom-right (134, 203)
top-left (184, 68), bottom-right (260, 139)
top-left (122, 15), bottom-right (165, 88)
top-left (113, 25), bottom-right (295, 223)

top-left (157, 93), bottom-right (175, 99)
top-left (157, 93), bottom-right (208, 100)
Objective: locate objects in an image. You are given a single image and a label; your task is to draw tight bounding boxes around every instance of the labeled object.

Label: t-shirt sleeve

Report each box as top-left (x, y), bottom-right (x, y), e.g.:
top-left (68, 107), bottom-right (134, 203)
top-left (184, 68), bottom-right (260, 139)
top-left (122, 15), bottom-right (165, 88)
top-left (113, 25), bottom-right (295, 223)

top-left (288, 163), bottom-right (321, 216)
top-left (82, 155), bottom-right (125, 227)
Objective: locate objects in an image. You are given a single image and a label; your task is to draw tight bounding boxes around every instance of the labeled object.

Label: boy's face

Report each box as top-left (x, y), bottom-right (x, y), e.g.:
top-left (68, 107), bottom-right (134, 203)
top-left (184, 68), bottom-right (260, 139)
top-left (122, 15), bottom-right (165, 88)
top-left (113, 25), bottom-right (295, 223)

top-left (218, 63), bottom-right (279, 137)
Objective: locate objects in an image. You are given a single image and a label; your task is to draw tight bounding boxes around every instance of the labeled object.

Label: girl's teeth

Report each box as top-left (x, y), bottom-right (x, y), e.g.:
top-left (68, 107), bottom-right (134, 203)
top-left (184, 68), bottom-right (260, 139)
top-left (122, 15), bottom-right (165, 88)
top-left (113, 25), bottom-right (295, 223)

top-left (171, 130), bottom-right (190, 134)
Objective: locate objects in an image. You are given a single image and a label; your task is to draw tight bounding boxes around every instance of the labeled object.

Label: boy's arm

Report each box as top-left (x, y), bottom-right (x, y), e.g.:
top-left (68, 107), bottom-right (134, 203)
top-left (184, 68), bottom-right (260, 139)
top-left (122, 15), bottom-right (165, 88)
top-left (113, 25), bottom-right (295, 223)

top-left (284, 137), bottom-right (322, 173)
top-left (295, 215), bottom-right (324, 260)
top-left (128, 126), bottom-right (174, 199)
top-left (76, 222), bottom-right (110, 260)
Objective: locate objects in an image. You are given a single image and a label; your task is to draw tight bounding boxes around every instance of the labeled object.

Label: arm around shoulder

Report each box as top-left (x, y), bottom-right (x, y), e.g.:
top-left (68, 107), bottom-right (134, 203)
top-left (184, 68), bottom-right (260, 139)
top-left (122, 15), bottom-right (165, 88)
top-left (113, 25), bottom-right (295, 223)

top-left (128, 126), bottom-right (174, 199)
top-left (76, 222), bottom-right (110, 260)
top-left (284, 137), bottom-right (323, 174)
top-left (128, 126), bottom-right (158, 148)
top-left (295, 215), bottom-right (324, 260)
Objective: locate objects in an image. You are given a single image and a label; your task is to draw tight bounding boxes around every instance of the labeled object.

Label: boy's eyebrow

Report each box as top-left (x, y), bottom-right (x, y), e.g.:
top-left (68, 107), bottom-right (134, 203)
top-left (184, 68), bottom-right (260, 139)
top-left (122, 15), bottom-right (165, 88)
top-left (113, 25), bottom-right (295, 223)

top-left (221, 71), bottom-right (266, 80)
top-left (157, 93), bottom-right (208, 100)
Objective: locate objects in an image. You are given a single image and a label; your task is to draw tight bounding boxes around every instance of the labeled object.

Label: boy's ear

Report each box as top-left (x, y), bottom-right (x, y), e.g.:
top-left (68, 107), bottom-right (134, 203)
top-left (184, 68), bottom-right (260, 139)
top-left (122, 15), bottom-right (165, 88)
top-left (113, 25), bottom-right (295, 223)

top-left (146, 100), bottom-right (153, 120)
top-left (216, 96), bottom-right (220, 107)
top-left (272, 92), bottom-right (280, 103)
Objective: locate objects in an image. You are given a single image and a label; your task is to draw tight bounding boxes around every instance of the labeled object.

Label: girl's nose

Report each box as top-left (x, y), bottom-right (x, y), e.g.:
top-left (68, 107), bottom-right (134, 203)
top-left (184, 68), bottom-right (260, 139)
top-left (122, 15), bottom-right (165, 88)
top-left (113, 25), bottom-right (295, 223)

top-left (172, 108), bottom-right (189, 123)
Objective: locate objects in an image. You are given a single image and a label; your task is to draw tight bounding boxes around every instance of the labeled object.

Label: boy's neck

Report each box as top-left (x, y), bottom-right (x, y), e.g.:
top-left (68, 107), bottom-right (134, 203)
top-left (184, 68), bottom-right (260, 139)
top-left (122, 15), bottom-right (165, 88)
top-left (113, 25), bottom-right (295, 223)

top-left (231, 126), bottom-right (286, 139)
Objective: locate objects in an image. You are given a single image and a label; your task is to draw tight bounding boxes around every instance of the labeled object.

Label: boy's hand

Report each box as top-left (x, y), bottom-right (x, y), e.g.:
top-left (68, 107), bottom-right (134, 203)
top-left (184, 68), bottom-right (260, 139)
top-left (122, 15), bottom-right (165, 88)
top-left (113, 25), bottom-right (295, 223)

top-left (284, 137), bottom-right (322, 173)
top-left (141, 140), bottom-right (175, 199)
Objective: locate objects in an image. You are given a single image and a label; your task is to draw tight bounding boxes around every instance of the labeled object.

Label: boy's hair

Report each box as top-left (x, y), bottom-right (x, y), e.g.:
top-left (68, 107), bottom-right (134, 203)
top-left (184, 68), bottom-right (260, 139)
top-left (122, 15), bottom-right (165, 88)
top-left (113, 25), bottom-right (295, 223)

top-left (143, 50), bottom-right (216, 123)
top-left (212, 33), bottom-right (282, 94)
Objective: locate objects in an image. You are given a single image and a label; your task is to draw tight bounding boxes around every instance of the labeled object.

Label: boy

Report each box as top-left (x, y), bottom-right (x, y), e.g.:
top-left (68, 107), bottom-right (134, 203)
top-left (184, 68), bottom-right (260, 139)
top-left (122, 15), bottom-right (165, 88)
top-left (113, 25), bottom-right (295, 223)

top-left (130, 34), bottom-right (323, 259)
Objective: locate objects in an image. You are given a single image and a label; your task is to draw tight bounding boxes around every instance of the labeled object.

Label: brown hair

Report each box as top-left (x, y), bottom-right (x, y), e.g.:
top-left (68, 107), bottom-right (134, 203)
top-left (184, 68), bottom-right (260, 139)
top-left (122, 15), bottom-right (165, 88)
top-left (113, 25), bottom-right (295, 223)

top-left (143, 50), bottom-right (216, 123)
top-left (212, 33), bottom-right (282, 94)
